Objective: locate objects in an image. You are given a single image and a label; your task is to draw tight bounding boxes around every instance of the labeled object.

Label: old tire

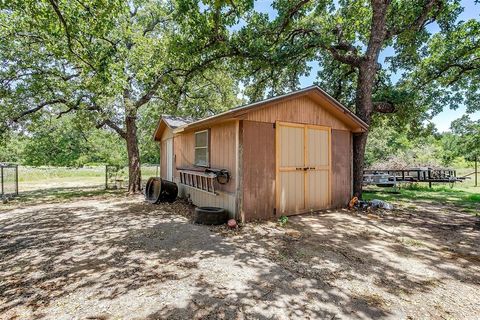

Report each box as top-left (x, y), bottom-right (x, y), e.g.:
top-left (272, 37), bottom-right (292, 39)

top-left (145, 177), bottom-right (160, 204)
top-left (194, 207), bottom-right (227, 225)
top-left (145, 177), bottom-right (178, 204)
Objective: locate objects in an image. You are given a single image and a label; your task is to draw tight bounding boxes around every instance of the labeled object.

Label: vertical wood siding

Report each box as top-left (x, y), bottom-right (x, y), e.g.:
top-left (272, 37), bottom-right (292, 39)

top-left (245, 95), bottom-right (350, 130)
top-left (174, 132), bottom-right (195, 171)
top-left (159, 128), bottom-right (174, 180)
top-left (331, 129), bottom-right (352, 207)
top-left (306, 170), bottom-right (329, 209)
top-left (304, 127), bottom-right (330, 210)
top-left (209, 121), bottom-right (237, 193)
top-left (173, 121), bottom-right (238, 214)
top-left (276, 123), bottom-right (331, 215)
top-left (241, 121), bottom-right (276, 221)
top-left (160, 140), bottom-right (167, 179)
top-left (167, 95), bottom-right (355, 221)
top-left (177, 183), bottom-right (237, 218)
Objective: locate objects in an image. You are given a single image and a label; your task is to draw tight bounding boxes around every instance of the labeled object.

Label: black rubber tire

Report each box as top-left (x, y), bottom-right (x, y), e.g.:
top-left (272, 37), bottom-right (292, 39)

top-left (160, 179), bottom-right (178, 203)
top-left (145, 177), bottom-right (160, 204)
top-left (194, 207), bottom-right (227, 225)
top-left (145, 177), bottom-right (178, 204)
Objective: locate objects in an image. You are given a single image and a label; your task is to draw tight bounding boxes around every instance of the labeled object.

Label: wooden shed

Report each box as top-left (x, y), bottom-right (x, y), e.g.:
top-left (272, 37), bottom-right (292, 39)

top-left (154, 86), bottom-right (368, 222)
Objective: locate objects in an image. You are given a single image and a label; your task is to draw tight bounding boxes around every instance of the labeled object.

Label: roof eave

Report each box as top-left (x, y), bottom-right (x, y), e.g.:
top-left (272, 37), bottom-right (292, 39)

top-left (153, 118), bottom-right (172, 141)
top-left (173, 86), bottom-right (368, 133)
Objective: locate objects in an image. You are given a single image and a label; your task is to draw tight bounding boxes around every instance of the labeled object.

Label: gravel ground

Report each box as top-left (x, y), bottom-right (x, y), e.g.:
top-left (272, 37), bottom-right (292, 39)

top-left (0, 195), bottom-right (479, 319)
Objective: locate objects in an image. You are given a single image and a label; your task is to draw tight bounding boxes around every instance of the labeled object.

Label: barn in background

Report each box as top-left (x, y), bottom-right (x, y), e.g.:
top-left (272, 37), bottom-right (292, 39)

top-left (154, 86), bottom-right (368, 222)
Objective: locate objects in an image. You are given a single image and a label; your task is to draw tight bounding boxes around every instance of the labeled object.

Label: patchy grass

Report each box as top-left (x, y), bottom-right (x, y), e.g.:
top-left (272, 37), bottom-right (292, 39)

top-left (352, 292), bottom-right (388, 309)
top-left (18, 166), bottom-right (105, 182)
top-left (17, 166), bottom-right (106, 192)
top-left (2, 186), bottom-right (125, 207)
top-left (363, 184), bottom-right (480, 214)
top-left (397, 237), bottom-right (425, 248)
top-left (12, 165), bottom-right (159, 192)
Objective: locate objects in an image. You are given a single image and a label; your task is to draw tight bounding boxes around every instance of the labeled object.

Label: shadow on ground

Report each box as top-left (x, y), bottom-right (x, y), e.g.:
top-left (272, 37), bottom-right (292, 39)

top-left (3, 185), bottom-right (123, 206)
top-left (0, 196), bottom-right (479, 319)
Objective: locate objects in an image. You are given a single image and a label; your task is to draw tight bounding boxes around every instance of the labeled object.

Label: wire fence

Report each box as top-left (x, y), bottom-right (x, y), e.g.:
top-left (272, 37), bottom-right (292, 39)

top-left (1, 164), bottom-right (19, 198)
top-left (106, 165), bottom-right (160, 190)
top-left (3, 165), bottom-right (160, 195)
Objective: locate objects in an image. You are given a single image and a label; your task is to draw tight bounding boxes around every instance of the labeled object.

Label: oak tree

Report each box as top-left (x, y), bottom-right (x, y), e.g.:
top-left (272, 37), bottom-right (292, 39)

top-left (1, 0), bottom-right (242, 192)
top-left (233, 0), bottom-right (464, 197)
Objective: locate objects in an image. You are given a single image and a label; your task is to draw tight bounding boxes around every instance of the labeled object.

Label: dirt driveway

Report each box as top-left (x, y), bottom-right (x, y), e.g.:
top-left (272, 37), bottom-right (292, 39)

top-left (1, 195), bottom-right (479, 319)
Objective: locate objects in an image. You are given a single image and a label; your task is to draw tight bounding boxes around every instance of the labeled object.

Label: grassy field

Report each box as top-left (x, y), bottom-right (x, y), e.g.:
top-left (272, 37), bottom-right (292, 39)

top-left (363, 168), bottom-right (480, 215)
top-left (5, 165), bottom-right (479, 215)
top-left (15, 165), bottom-right (160, 192)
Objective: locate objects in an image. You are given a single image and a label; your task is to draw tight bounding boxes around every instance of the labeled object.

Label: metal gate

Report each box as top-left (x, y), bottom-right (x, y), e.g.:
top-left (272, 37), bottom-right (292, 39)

top-left (105, 165), bottom-right (160, 190)
top-left (1, 164), bottom-right (19, 198)
top-left (105, 165), bottom-right (128, 189)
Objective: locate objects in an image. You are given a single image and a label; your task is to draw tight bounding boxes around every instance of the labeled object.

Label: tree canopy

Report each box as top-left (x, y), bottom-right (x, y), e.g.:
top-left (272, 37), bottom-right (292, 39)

top-left (1, 0), bottom-right (478, 195)
top-left (1, 0), bottom-right (244, 191)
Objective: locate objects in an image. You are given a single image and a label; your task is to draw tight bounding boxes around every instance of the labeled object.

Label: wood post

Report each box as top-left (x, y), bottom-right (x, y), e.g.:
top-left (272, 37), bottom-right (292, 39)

top-left (475, 156), bottom-right (478, 187)
top-left (1, 166), bottom-right (4, 197)
top-left (15, 165), bottom-right (18, 195)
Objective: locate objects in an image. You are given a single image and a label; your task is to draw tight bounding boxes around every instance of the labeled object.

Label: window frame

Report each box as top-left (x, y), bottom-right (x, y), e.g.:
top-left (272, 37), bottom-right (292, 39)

top-left (194, 129), bottom-right (210, 167)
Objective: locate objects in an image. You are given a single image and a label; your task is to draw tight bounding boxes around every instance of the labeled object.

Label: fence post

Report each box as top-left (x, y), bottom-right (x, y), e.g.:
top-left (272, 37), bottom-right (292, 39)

top-left (428, 169), bottom-right (432, 188)
top-left (1, 166), bottom-right (4, 197)
top-left (475, 156), bottom-right (478, 187)
top-left (15, 165), bottom-right (19, 195)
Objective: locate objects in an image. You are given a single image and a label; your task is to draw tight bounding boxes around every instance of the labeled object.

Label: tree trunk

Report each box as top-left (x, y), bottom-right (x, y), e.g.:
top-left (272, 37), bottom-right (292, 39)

top-left (125, 113), bottom-right (142, 193)
top-left (348, 2), bottom-right (389, 198)
top-left (352, 64), bottom-right (375, 198)
top-left (352, 132), bottom-right (368, 198)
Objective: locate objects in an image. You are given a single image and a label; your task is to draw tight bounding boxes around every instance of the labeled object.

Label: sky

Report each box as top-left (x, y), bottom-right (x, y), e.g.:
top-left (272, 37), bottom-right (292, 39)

top-left (250, 0), bottom-right (480, 132)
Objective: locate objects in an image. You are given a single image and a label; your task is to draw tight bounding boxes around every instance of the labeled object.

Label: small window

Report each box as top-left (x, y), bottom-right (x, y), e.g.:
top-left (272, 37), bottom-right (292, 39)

top-left (194, 130), bottom-right (209, 167)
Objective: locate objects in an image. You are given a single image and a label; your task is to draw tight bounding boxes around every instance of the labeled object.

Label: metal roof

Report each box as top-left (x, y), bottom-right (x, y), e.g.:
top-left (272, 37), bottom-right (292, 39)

top-left (161, 115), bottom-right (196, 128)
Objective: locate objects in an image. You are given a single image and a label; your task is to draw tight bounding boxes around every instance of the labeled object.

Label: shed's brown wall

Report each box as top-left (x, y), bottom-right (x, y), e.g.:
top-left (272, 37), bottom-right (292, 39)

top-left (167, 95), bottom-right (354, 220)
top-left (159, 128), bottom-right (173, 180)
top-left (174, 131), bottom-right (194, 171)
top-left (160, 140), bottom-right (167, 179)
top-left (241, 121), bottom-right (276, 221)
top-left (244, 95), bottom-right (350, 130)
top-left (174, 121), bottom-right (237, 193)
top-left (331, 129), bottom-right (352, 207)
top-left (241, 126), bottom-right (352, 221)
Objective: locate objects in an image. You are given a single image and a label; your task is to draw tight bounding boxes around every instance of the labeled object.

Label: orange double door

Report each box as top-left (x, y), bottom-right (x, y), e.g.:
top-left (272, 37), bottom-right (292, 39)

top-left (276, 122), bottom-right (331, 215)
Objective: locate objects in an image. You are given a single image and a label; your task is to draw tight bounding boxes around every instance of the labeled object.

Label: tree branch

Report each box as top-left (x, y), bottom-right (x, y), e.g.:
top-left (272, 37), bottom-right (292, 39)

top-left (46, 0), bottom-right (96, 70)
top-left (373, 101), bottom-right (396, 113)
top-left (283, 27), bottom-right (363, 66)
top-left (276, 0), bottom-right (311, 39)
top-left (422, 55), bottom-right (480, 86)
top-left (55, 95), bottom-right (99, 118)
top-left (134, 76), bottom-right (165, 109)
top-left (327, 46), bottom-right (363, 66)
top-left (11, 99), bottom-right (68, 122)
top-left (96, 119), bottom-right (127, 139)
top-left (386, 0), bottom-right (443, 39)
